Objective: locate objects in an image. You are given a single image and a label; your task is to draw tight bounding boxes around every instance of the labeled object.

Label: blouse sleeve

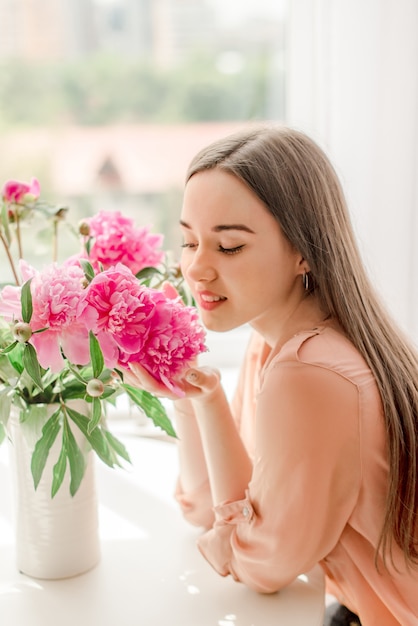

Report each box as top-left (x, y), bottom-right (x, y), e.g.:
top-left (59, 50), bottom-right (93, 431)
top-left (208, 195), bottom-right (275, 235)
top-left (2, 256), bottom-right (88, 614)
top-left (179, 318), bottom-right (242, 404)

top-left (197, 360), bottom-right (362, 593)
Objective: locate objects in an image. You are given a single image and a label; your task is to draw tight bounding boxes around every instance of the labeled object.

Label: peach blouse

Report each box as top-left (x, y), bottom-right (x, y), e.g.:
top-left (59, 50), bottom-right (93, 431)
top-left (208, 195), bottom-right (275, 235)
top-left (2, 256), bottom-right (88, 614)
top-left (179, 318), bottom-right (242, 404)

top-left (176, 326), bottom-right (418, 626)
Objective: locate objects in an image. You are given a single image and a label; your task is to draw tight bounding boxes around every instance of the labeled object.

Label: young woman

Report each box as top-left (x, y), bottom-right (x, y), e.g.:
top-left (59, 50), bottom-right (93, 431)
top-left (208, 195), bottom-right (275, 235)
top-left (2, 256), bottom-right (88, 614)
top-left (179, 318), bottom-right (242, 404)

top-left (126, 126), bottom-right (418, 625)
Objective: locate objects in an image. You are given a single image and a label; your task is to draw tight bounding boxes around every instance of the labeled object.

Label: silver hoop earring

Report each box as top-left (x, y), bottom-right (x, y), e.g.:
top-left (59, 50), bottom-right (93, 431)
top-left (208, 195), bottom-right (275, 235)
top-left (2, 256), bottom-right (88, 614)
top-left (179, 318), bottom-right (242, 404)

top-left (303, 271), bottom-right (310, 292)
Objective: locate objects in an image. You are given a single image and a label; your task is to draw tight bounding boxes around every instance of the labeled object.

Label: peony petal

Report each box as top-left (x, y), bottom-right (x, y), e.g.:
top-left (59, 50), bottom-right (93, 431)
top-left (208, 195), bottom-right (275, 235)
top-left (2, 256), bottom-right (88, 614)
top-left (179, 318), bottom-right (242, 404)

top-left (60, 328), bottom-right (91, 366)
top-left (2, 180), bottom-right (29, 203)
top-left (18, 259), bottom-right (37, 282)
top-left (0, 285), bottom-right (22, 319)
top-left (95, 331), bottom-right (119, 368)
top-left (28, 177), bottom-right (41, 199)
top-left (85, 211), bottom-right (164, 274)
top-left (31, 331), bottom-right (65, 372)
top-left (161, 282), bottom-right (180, 301)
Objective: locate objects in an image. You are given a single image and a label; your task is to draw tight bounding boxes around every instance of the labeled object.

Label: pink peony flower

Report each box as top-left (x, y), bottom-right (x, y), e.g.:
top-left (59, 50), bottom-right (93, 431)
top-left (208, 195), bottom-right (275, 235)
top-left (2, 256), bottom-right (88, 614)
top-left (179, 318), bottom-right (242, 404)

top-left (81, 210), bottom-right (164, 275)
top-left (79, 264), bottom-right (207, 392)
top-left (78, 264), bottom-right (156, 367)
top-left (2, 177), bottom-right (40, 204)
top-left (122, 292), bottom-right (207, 394)
top-left (29, 264), bottom-right (92, 371)
top-left (0, 262), bottom-right (91, 372)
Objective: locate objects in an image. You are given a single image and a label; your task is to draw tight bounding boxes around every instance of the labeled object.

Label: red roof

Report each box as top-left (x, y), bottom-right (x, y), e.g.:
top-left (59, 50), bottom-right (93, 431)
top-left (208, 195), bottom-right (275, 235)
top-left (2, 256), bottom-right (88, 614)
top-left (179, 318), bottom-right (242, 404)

top-left (1, 122), bottom-right (255, 195)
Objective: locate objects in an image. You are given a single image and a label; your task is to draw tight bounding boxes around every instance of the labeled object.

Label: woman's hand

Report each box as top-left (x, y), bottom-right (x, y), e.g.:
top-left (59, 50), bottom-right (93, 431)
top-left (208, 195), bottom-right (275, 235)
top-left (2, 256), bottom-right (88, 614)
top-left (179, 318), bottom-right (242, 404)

top-left (123, 362), bottom-right (222, 402)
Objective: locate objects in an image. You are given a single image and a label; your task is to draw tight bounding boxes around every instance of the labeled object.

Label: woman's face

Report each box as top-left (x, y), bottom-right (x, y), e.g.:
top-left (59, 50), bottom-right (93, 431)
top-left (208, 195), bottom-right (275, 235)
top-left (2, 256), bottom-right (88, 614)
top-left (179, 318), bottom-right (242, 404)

top-left (180, 169), bottom-right (305, 340)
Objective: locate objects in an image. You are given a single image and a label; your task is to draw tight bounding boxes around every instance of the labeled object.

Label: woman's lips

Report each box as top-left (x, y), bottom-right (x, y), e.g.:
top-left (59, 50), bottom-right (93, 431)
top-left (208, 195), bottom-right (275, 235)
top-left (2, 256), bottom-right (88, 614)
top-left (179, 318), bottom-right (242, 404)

top-left (197, 291), bottom-right (227, 311)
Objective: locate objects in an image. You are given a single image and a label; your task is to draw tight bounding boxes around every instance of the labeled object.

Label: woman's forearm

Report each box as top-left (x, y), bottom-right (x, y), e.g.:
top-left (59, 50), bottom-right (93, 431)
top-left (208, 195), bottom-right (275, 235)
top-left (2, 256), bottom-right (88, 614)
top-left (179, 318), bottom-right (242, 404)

top-left (174, 398), bottom-right (210, 493)
top-left (191, 386), bottom-right (253, 506)
top-left (124, 361), bottom-right (252, 508)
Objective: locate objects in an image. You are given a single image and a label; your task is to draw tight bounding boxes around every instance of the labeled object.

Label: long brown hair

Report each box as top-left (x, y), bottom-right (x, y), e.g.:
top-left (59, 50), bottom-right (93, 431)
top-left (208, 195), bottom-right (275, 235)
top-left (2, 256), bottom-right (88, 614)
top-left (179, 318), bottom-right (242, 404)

top-left (186, 124), bottom-right (418, 567)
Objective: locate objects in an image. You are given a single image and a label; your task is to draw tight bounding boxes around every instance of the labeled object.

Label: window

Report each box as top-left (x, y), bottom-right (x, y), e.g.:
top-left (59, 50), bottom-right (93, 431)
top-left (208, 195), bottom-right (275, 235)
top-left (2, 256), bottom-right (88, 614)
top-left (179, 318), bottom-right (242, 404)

top-left (0, 0), bottom-right (287, 377)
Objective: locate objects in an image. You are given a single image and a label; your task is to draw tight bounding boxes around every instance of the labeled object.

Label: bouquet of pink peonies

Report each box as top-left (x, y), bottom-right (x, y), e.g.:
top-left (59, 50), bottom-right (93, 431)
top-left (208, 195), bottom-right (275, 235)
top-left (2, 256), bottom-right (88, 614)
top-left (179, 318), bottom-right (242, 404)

top-left (0, 178), bottom-right (207, 496)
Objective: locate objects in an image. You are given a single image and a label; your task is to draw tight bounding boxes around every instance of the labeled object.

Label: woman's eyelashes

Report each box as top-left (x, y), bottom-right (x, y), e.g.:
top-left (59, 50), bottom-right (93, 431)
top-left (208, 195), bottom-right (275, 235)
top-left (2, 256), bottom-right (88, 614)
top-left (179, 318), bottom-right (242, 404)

top-left (181, 242), bottom-right (245, 255)
top-left (180, 242), bottom-right (197, 249)
top-left (218, 244), bottom-right (245, 255)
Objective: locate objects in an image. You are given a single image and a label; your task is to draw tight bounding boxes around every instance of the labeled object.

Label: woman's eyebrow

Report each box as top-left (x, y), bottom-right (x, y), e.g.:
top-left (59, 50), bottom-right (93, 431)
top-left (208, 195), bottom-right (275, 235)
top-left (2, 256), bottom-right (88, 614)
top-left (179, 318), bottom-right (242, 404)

top-left (179, 220), bottom-right (255, 234)
top-left (213, 224), bottom-right (255, 233)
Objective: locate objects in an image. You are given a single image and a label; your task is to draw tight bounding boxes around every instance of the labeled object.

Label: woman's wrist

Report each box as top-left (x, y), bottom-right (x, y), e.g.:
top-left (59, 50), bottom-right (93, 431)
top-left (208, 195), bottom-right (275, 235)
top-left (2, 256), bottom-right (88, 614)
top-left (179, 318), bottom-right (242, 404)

top-left (173, 397), bottom-right (195, 418)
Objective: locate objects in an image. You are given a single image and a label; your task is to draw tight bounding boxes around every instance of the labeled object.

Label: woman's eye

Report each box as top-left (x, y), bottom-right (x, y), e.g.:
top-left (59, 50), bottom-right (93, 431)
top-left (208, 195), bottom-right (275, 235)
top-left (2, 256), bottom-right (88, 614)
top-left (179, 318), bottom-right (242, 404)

top-left (218, 244), bottom-right (244, 255)
top-left (181, 242), bottom-right (244, 255)
top-left (181, 242), bottom-right (197, 250)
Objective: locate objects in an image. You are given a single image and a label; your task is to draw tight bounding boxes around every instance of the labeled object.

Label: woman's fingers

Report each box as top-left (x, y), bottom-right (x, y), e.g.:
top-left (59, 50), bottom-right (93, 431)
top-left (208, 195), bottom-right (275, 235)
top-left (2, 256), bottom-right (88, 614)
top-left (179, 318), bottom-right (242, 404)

top-left (125, 363), bottom-right (174, 397)
top-left (184, 367), bottom-right (221, 394)
top-left (124, 362), bottom-right (222, 401)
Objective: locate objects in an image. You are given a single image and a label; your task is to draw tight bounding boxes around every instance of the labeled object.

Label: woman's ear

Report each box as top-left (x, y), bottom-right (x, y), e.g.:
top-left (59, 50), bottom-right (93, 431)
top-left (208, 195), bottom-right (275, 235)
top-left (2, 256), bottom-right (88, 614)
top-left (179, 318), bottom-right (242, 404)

top-left (297, 256), bottom-right (311, 276)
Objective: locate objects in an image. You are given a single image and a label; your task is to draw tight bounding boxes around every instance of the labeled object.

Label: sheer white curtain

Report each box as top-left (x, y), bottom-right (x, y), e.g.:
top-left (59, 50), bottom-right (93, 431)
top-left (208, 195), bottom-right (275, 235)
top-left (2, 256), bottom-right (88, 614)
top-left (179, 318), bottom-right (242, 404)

top-left (286, 0), bottom-right (418, 340)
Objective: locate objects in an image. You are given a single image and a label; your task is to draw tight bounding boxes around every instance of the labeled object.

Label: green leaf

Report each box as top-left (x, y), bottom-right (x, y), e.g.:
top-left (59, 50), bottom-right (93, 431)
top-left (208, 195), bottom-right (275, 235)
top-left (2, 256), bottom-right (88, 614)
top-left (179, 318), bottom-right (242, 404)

top-left (104, 430), bottom-right (131, 464)
top-left (6, 342), bottom-right (24, 374)
top-left (0, 340), bottom-right (18, 355)
top-left (135, 266), bottom-right (163, 282)
top-left (122, 384), bottom-right (177, 438)
top-left (1, 202), bottom-right (12, 246)
top-left (89, 331), bottom-right (104, 379)
top-left (0, 421), bottom-right (6, 445)
top-left (101, 385), bottom-right (117, 400)
top-left (85, 237), bottom-right (92, 256)
top-left (56, 381), bottom-right (88, 401)
top-left (32, 327), bottom-right (49, 335)
top-left (21, 279), bottom-right (33, 323)
top-left (98, 368), bottom-right (114, 384)
top-left (87, 397), bottom-right (102, 434)
top-left (113, 367), bottom-right (124, 380)
top-left (34, 201), bottom-right (68, 219)
top-left (37, 368), bottom-right (59, 388)
top-left (67, 406), bottom-right (119, 467)
top-left (7, 343), bottom-right (24, 374)
top-left (51, 442), bottom-right (67, 498)
top-left (66, 363), bottom-right (88, 384)
top-left (178, 284), bottom-right (195, 307)
top-left (22, 343), bottom-right (44, 391)
top-left (31, 409), bottom-right (62, 489)
top-left (79, 258), bottom-right (95, 283)
top-left (64, 417), bottom-right (86, 496)
top-left (0, 392), bottom-right (12, 428)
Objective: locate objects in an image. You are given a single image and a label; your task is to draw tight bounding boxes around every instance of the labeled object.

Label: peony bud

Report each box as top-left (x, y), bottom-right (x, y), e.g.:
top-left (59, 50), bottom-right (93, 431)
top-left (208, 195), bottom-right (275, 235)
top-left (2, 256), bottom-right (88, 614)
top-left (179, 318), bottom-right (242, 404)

top-left (161, 281), bottom-right (180, 300)
top-left (54, 207), bottom-right (68, 221)
top-left (13, 322), bottom-right (33, 343)
top-left (2, 177), bottom-right (40, 204)
top-left (78, 220), bottom-right (90, 236)
top-left (86, 378), bottom-right (105, 398)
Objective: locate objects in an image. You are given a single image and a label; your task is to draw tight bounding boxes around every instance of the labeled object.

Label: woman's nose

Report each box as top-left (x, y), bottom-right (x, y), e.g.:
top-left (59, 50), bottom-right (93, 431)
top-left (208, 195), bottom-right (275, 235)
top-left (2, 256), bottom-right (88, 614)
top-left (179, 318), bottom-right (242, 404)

top-left (183, 248), bottom-right (217, 283)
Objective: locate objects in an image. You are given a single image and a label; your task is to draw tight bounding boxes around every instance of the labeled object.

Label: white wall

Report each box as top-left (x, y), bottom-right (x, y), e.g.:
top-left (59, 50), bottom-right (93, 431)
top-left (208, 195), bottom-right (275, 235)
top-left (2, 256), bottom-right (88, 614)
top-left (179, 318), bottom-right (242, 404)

top-left (286, 0), bottom-right (418, 340)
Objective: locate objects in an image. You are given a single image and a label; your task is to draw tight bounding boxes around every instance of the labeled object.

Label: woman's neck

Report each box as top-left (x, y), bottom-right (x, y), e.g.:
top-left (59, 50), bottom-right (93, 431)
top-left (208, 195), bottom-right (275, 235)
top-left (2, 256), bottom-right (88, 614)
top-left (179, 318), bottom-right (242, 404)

top-left (251, 294), bottom-right (330, 349)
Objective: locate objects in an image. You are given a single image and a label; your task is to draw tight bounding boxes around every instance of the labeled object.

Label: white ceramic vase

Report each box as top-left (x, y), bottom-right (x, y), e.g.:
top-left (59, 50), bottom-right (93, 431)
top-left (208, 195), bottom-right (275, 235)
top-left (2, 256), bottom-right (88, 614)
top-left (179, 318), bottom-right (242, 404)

top-left (8, 402), bottom-right (101, 580)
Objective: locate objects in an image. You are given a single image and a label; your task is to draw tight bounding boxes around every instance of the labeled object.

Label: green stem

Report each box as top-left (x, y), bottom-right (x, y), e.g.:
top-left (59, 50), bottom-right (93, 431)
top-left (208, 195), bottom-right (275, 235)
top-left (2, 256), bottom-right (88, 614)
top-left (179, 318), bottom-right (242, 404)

top-left (15, 213), bottom-right (23, 260)
top-left (52, 218), bottom-right (58, 263)
top-left (0, 231), bottom-right (20, 285)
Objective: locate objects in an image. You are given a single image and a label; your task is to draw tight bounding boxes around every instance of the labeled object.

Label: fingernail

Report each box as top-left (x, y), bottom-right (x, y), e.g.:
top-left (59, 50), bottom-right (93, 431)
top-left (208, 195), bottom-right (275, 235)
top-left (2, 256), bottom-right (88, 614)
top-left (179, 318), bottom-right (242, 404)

top-left (186, 370), bottom-right (198, 382)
